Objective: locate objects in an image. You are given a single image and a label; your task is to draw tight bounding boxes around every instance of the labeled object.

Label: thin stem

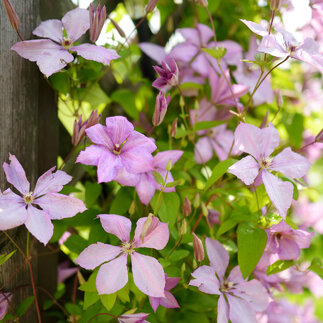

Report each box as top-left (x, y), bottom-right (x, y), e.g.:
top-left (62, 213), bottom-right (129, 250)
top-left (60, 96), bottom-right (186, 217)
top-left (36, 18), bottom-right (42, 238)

top-left (191, 212), bottom-right (203, 233)
top-left (26, 232), bottom-right (30, 258)
top-left (166, 235), bottom-right (183, 259)
top-left (298, 140), bottom-right (316, 151)
top-left (89, 313), bottom-right (118, 323)
top-left (176, 85), bottom-right (191, 130)
top-left (16, 29), bottom-right (24, 41)
top-left (3, 231), bottom-right (42, 323)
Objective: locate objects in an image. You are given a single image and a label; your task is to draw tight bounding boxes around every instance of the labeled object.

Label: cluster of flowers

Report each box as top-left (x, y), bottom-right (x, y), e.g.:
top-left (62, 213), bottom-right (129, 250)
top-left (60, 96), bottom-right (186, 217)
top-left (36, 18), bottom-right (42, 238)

top-left (1, 0), bottom-right (323, 322)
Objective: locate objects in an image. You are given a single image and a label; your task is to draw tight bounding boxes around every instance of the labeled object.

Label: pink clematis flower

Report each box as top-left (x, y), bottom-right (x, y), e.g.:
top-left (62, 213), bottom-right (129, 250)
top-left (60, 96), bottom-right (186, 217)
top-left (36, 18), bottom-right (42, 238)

top-left (76, 116), bottom-right (157, 183)
top-left (149, 274), bottom-right (180, 312)
top-left (57, 261), bottom-right (78, 284)
top-left (11, 8), bottom-right (119, 77)
top-left (152, 92), bottom-right (171, 126)
top-left (118, 312), bottom-right (149, 323)
top-left (76, 214), bottom-right (169, 297)
top-left (0, 155), bottom-right (86, 245)
top-left (189, 238), bottom-right (269, 323)
top-left (0, 293), bottom-right (12, 320)
top-left (241, 19), bottom-right (323, 70)
top-left (153, 59), bottom-right (179, 92)
top-left (228, 123), bottom-right (311, 218)
top-left (115, 150), bottom-right (183, 205)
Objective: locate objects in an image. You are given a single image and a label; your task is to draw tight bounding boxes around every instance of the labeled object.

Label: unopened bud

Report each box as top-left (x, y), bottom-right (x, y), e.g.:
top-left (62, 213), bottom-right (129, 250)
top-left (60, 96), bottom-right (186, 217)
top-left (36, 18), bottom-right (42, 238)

top-left (89, 4), bottom-right (107, 43)
top-left (275, 89), bottom-right (283, 109)
top-left (129, 200), bottom-right (136, 215)
top-left (180, 219), bottom-right (187, 236)
top-left (193, 193), bottom-right (200, 208)
top-left (170, 118), bottom-right (178, 137)
top-left (260, 110), bottom-right (269, 129)
top-left (192, 233), bottom-right (204, 262)
top-left (201, 202), bottom-right (208, 217)
top-left (109, 17), bottom-right (126, 38)
top-left (153, 92), bottom-right (171, 126)
top-left (145, 0), bottom-right (158, 13)
top-left (3, 0), bottom-right (20, 31)
top-left (183, 196), bottom-right (191, 217)
top-left (270, 0), bottom-right (281, 10)
top-left (166, 159), bottom-right (173, 172)
top-left (141, 214), bottom-right (158, 243)
top-left (197, 0), bottom-right (208, 7)
top-left (315, 128), bottom-right (323, 143)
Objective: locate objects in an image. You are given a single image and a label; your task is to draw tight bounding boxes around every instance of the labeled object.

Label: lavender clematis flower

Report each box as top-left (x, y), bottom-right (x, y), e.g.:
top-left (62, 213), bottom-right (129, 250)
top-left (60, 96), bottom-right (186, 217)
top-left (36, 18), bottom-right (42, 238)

top-left (11, 8), bottom-right (119, 77)
top-left (0, 293), bottom-right (12, 320)
top-left (115, 150), bottom-right (183, 205)
top-left (228, 123), bottom-right (311, 218)
top-left (189, 238), bottom-right (269, 323)
top-left (149, 274), bottom-right (180, 311)
top-left (76, 214), bottom-right (169, 297)
top-left (152, 92), bottom-right (171, 126)
top-left (153, 59), bottom-right (179, 92)
top-left (118, 312), bottom-right (150, 323)
top-left (57, 261), bottom-right (78, 284)
top-left (76, 116), bottom-right (157, 183)
top-left (0, 154), bottom-right (86, 245)
top-left (241, 19), bottom-right (323, 70)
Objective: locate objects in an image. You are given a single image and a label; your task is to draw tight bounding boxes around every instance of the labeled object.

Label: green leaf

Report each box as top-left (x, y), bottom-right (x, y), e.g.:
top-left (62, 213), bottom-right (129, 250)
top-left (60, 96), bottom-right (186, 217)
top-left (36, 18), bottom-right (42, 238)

top-left (204, 159), bottom-right (237, 191)
top-left (83, 292), bottom-right (100, 310)
top-left (64, 234), bottom-right (88, 254)
top-left (100, 293), bottom-right (116, 311)
top-left (174, 127), bottom-right (189, 139)
top-left (168, 249), bottom-right (190, 261)
top-left (237, 223), bottom-right (267, 278)
top-left (117, 284), bottom-right (130, 303)
top-left (16, 296), bottom-right (34, 317)
top-left (110, 187), bottom-right (133, 215)
top-left (165, 179), bottom-right (185, 188)
top-left (111, 89), bottom-right (139, 120)
top-left (79, 271), bottom-right (98, 292)
top-left (85, 181), bottom-right (102, 207)
top-left (65, 303), bottom-right (82, 315)
top-left (202, 47), bottom-right (227, 59)
top-left (266, 260), bottom-right (294, 276)
top-left (157, 192), bottom-right (180, 227)
top-left (216, 219), bottom-right (237, 237)
top-left (309, 258), bottom-right (323, 279)
top-left (193, 120), bottom-right (224, 131)
top-left (0, 250), bottom-right (16, 266)
top-left (81, 83), bottom-right (110, 108)
top-left (286, 113), bottom-right (304, 148)
top-left (152, 171), bottom-right (165, 186)
top-left (49, 72), bottom-right (69, 94)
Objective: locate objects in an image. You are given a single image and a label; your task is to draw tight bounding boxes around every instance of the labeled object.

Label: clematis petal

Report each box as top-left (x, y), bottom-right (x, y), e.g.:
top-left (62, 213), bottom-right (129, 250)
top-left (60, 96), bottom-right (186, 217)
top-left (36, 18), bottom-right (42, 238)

top-left (135, 173), bottom-right (156, 205)
top-left (131, 252), bottom-right (165, 297)
top-left (33, 19), bottom-right (63, 43)
top-left (12, 40), bottom-right (74, 77)
top-left (139, 43), bottom-right (167, 64)
top-left (158, 290), bottom-right (180, 309)
top-left (205, 238), bottom-right (229, 280)
top-left (96, 254), bottom-right (128, 295)
top-left (258, 35), bottom-right (288, 58)
top-left (0, 198), bottom-right (27, 231)
top-left (149, 296), bottom-right (160, 312)
top-left (153, 150), bottom-right (183, 169)
top-left (165, 276), bottom-right (180, 290)
top-left (34, 192), bottom-right (86, 220)
top-left (227, 266), bottom-right (245, 285)
top-left (123, 131), bottom-right (157, 153)
top-left (25, 206), bottom-right (53, 245)
top-left (292, 229), bottom-right (313, 249)
top-left (228, 156), bottom-right (260, 185)
top-left (105, 116), bottom-right (134, 146)
top-left (97, 152), bottom-right (121, 183)
top-left (197, 23), bottom-right (214, 46)
top-left (61, 8), bottom-right (89, 42)
top-left (75, 242), bottom-right (122, 270)
top-left (72, 44), bottom-right (119, 65)
top-left (194, 137), bottom-right (214, 164)
top-left (34, 167), bottom-right (71, 197)
top-left (227, 294), bottom-right (257, 323)
top-left (270, 147), bottom-right (311, 178)
top-left (277, 237), bottom-right (300, 260)
top-left (3, 154), bottom-right (30, 194)
top-left (122, 148), bottom-right (154, 174)
top-left (218, 294), bottom-right (229, 323)
top-left (189, 265), bottom-right (221, 294)
top-left (240, 19), bottom-right (268, 36)
top-left (133, 216), bottom-right (169, 249)
top-left (76, 145), bottom-right (106, 166)
top-left (115, 168), bottom-right (140, 187)
top-left (233, 279), bottom-right (269, 311)
top-left (258, 123), bottom-right (280, 159)
top-left (85, 124), bottom-right (113, 148)
top-left (170, 42), bottom-right (198, 63)
top-left (98, 214), bottom-right (131, 242)
top-left (262, 170), bottom-right (293, 218)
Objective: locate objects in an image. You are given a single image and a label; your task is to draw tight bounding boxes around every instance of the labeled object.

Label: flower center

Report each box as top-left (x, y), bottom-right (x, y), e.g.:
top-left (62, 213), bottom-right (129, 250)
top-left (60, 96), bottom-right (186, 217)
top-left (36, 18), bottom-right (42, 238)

top-left (121, 242), bottom-right (134, 254)
top-left (113, 143), bottom-right (121, 155)
top-left (62, 37), bottom-right (72, 49)
top-left (260, 157), bottom-right (272, 169)
top-left (23, 192), bottom-right (34, 205)
top-left (221, 280), bottom-right (234, 292)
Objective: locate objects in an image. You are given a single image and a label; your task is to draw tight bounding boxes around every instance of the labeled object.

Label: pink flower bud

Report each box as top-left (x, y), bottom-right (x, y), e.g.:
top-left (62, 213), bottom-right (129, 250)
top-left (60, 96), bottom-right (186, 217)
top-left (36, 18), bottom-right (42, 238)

top-left (315, 128), bottom-right (323, 143)
top-left (170, 118), bottom-right (177, 137)
top-left (89, 4), bottom-right (107, 43)
top-left (145, 0), bottom-right (158, 13)
top-left (3, 0), bottom-right (20, 31)
top-left (72, 111), bottom-right (101, 146)
top-left (183, 196), bottom-right (191, 217)
top-left (109, 17), bottom-right (126, 38)
top-left (197, 0), bottom-right (208, 7)
top-left (192, 233), bottom-right (204, 262)
top-left (152, 92), bottom-right (171, 126)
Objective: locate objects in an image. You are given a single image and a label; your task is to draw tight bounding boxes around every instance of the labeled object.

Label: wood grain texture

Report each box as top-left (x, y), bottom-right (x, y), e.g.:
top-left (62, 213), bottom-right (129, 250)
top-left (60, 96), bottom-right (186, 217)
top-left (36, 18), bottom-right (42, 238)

top-left (0, 0), bottom-right (39, 321)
